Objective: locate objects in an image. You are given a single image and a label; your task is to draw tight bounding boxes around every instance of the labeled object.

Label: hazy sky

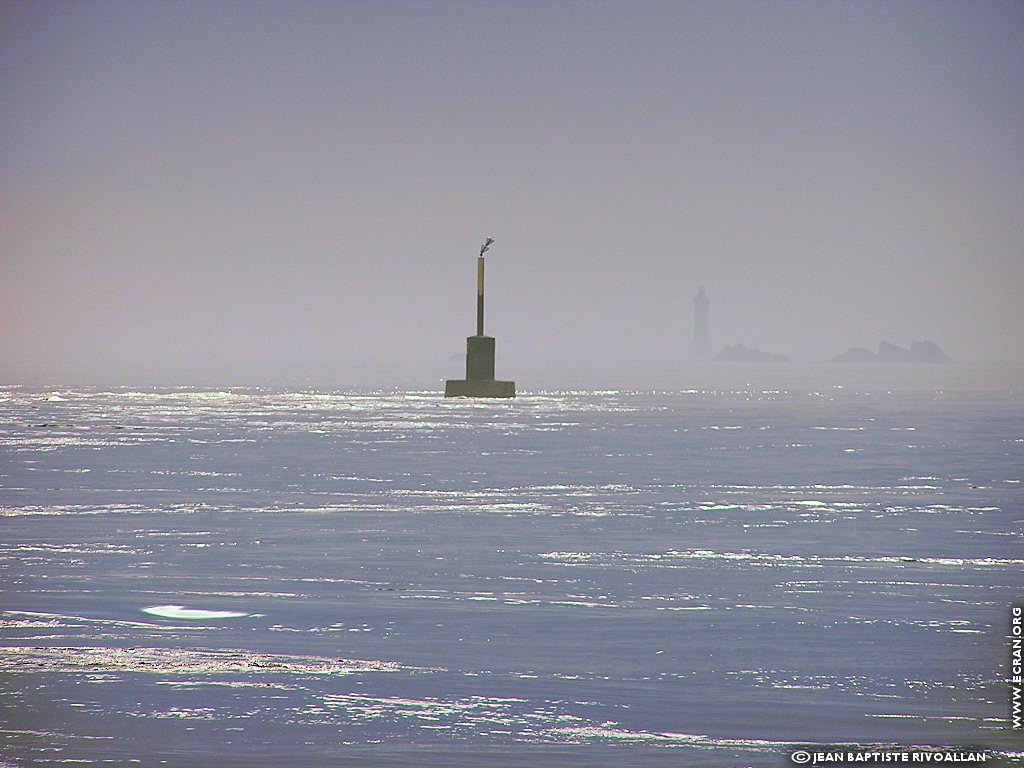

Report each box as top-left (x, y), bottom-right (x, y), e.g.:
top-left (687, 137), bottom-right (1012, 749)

top-left (2, 0), bottom-right (1022, 386)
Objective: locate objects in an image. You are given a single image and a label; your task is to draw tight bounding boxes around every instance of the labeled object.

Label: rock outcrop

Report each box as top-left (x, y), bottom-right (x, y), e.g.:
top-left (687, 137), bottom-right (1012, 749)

top-left (831, 341), bottom-right (952, 363)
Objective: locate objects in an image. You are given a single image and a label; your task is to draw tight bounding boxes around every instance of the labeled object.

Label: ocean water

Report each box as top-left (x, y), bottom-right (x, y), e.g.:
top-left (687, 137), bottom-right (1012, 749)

top-left (1, 373), bottom-right (1022, 766)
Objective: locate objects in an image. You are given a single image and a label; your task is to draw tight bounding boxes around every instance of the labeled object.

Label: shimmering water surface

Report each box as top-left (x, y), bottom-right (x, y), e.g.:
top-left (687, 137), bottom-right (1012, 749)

top-left (1, 377), bottom-right (1022, 766)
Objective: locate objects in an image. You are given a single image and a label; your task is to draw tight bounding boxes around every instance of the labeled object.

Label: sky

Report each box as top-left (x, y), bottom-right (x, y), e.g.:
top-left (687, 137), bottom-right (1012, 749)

top-left (2, 0), bottom-right (1022, 387)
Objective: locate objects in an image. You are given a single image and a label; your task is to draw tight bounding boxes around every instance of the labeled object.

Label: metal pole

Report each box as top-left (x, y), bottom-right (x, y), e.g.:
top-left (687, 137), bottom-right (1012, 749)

top-left (476, 256), bottom-right (485, 336)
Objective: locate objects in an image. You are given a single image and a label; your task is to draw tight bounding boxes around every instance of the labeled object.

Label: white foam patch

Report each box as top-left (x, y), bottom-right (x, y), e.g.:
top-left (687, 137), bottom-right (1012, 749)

top-left (142, 605), bottom-right (249, 620)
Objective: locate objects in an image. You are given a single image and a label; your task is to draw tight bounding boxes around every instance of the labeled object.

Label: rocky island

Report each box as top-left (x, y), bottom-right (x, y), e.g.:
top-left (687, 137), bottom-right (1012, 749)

top-left (831, 341), bottom-right (952, 364)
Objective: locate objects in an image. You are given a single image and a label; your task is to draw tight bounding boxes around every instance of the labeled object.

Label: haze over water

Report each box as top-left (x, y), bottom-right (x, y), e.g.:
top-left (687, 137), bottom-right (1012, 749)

top-left (3, 0), bottom-right (1024, 385)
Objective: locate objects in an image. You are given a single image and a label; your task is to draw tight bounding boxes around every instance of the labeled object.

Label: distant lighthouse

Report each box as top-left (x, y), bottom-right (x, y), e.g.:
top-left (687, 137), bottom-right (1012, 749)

top-left (692, 287), bottom-right (710, 359)
top-left (444, 239), bottom-right (516, 398)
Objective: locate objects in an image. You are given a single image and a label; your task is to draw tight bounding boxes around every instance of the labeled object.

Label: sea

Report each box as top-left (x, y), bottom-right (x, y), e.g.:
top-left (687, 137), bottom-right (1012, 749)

top-left (2, 366), bottom-right (1022, 767)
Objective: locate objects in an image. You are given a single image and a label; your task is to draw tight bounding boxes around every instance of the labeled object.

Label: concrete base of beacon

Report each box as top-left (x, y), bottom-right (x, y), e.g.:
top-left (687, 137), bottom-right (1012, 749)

top-left (444, 379), bottom-right (515, 398)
